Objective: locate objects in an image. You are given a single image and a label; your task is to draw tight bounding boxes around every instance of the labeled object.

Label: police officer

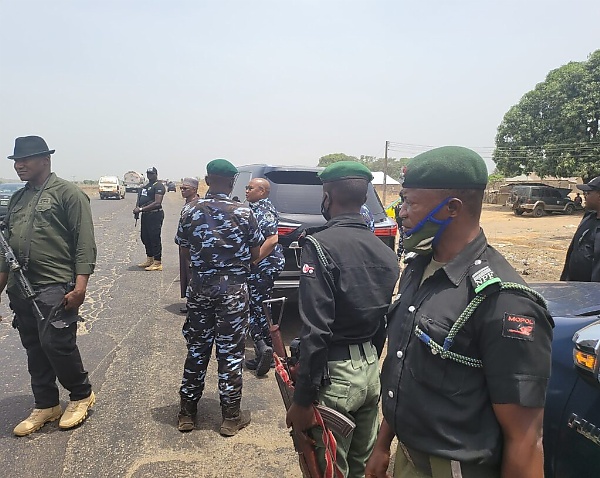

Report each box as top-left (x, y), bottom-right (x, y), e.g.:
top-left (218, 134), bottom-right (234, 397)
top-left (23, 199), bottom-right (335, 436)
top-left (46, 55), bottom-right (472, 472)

top-left (133, 167), bottom-right (165, 271)
top-left (243, 177), bottom-right (285, 376)
top-left (0, 136), bottom-right (97, 436)
top-left (560, 176), bottom-right (600, 281)
top-left (178, 177), bottom-right (200, 313)
top-left (286, 161), bottom-right (399, 478)
top-left (365, 147), bottom-right (554, 478)
top-left (175, 159), bottom-right (263, 435)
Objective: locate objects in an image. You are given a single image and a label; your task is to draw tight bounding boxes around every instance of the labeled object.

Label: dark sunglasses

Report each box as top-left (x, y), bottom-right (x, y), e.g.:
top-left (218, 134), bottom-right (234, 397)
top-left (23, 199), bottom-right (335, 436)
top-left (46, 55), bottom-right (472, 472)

top-left (180, 186), bottom-right (193, 191)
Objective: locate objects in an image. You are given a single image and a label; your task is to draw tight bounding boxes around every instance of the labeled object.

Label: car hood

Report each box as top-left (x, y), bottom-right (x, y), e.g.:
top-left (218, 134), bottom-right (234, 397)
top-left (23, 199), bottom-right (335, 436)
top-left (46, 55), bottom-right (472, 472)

top-left (531, 282), bottom-right (600, 318)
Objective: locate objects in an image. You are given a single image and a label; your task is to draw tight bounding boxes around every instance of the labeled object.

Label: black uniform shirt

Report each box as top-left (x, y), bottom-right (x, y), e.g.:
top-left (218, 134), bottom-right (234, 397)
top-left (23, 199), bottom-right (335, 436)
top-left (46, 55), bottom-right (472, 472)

top-left (138, 180), bottom-right (165, 209)
top-left (381, 231), bottom-right (553, 466)
top-left (293, 214), bottom-right (400, 406)
top-left (560, 211), bottom-right (600, 281)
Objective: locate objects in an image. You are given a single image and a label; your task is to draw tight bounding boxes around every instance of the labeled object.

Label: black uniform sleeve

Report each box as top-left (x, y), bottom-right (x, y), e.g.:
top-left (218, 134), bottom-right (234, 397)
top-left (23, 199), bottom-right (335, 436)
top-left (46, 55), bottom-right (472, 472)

top-left (293, 240), bottom-right (337, 407)
top-left (480, 291), bottom-right (553, 408)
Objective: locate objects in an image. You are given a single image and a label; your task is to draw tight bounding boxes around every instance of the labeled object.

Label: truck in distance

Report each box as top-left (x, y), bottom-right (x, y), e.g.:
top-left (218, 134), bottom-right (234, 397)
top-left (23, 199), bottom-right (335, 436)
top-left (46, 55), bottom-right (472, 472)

top-left (123, 171), bottom-right (146, 193)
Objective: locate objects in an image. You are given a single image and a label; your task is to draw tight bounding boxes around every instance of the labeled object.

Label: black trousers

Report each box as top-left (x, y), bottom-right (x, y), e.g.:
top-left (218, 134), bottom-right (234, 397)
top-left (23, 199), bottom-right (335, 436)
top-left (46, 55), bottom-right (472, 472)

top-left (140, 210), bottom-right (164, 260)
top-left (9, 284), bottom-right (92, 409)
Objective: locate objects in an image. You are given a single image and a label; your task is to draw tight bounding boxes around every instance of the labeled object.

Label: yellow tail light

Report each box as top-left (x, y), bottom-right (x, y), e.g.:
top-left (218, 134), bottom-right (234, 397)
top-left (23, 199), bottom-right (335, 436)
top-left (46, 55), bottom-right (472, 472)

top-left (574, 349), bottom-right (597, 372)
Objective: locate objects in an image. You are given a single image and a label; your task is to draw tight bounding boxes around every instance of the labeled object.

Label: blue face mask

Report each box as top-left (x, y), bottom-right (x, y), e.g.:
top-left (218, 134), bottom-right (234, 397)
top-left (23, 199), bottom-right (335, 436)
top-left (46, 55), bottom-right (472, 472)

top-left (403, 197), bottom-right (453, 255)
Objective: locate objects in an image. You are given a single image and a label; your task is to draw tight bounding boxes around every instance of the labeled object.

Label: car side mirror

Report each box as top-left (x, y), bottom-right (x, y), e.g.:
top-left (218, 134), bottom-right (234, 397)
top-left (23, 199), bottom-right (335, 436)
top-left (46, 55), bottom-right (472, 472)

top-left (573, 320), bottom-right (600, 388)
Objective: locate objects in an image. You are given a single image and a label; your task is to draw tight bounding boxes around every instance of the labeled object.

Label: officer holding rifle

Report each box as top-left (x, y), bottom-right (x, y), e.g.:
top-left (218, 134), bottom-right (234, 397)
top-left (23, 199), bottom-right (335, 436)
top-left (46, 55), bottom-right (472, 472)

top-left (0, 136), bottom-right (97, 436)
top-left (286, 161), bottom-right (399, 478)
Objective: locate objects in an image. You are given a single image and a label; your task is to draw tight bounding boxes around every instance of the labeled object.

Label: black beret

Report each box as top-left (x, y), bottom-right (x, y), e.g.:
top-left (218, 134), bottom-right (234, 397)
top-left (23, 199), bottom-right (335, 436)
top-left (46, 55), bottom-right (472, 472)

top-left (319, 161), bottom-right (373, 183)
top-left (403, 146), bottom-right (488, 190)
top-left (206, 159), bottom-right (238, 177)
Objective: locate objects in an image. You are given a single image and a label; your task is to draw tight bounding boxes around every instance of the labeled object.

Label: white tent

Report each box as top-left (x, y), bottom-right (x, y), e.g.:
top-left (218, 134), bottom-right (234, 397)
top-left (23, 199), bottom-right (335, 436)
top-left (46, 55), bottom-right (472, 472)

top-left (371, 171), bottom-right (400, 185)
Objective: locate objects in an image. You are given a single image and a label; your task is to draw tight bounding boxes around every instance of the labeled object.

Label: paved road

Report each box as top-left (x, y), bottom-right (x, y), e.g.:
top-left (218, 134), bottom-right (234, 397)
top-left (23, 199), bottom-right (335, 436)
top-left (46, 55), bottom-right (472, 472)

top-left (0, 191), bottom-right (303, 478)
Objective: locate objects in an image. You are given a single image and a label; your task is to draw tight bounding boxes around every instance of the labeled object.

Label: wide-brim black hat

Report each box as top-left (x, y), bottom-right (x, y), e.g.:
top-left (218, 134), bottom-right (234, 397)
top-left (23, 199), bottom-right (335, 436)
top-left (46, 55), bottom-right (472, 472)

top-left (8, 136), bottom-right (55, 160)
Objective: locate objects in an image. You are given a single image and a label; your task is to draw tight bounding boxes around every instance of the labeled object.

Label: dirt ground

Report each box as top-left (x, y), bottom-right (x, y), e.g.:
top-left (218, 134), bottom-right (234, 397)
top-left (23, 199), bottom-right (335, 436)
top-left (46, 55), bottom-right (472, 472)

top-left (480, 204), bottom-right (580, 281)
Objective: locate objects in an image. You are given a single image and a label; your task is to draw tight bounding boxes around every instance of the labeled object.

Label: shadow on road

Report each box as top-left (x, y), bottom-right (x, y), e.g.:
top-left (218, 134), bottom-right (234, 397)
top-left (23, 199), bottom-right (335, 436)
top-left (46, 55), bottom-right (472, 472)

top-left (150, 397), bottom-right (222, 432)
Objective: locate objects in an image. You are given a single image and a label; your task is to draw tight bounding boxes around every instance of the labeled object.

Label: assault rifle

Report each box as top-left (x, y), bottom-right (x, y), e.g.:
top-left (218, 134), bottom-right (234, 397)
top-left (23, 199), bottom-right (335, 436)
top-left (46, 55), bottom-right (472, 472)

top-left (264, 297), bottom-right (355, 478)
top-left (0, 226), bottom-right (45, 321)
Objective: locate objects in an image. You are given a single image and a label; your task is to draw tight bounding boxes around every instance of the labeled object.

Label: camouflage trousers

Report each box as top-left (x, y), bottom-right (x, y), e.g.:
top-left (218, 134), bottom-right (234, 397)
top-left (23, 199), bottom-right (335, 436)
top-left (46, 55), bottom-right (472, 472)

top-left (179, 277), bottom-right (249, 407)
top-left (247, 269), bottom-right (278, 346)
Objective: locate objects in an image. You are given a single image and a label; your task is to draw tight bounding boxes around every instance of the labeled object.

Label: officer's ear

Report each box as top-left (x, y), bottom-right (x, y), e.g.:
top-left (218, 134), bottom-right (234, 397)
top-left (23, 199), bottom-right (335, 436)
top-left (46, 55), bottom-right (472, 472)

top-left (204, 175), bottom-right (210, 187)
top-left (446, 197), bottom-right (463, 217)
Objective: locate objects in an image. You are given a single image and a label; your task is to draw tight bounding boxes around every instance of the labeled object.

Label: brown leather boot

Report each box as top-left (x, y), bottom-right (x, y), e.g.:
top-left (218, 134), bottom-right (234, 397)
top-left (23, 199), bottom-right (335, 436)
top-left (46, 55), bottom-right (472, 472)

top-left (177, 398), bottom-right (197, 432)
top-left (219, 404), bottom-right (251, 437)
top-left (137, 256), bottom-right (154, 268)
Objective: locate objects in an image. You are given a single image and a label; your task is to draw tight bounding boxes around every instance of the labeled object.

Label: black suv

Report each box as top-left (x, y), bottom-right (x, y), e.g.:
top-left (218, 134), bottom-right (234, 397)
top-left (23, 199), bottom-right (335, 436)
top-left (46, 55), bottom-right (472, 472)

top-left (507, 184), bottom-right (576, 217)
top-left (0, 183), bottom-right (25, 221)
top-left (231, 165), bottom-right (398, 299)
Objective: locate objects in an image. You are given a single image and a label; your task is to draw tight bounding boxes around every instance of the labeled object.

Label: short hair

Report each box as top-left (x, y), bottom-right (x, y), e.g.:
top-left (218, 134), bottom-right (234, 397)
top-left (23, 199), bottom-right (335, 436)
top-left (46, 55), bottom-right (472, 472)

top-left (326, 178), bottom-right (368, 208)
top-left (444, 188), bottom-right (484, 218)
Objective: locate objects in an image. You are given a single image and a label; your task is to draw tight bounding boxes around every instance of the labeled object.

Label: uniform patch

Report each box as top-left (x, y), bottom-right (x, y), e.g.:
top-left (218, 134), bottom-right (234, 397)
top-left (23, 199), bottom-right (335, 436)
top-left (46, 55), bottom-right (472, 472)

top-left (301, 263), bottom-right (315, 277)
top-left (502, 313), bottom-right (535, 341)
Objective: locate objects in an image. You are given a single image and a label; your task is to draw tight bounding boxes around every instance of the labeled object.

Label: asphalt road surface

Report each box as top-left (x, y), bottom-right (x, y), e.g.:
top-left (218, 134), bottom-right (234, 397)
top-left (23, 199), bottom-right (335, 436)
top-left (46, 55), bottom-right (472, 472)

top-left (0, 191), bottom-right (304, 478)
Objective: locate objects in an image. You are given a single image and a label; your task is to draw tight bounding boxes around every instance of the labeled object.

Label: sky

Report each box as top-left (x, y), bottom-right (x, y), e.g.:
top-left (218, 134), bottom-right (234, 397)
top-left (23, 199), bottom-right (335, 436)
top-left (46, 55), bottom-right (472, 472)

top-left (1, 0), bottom-right (599, 182)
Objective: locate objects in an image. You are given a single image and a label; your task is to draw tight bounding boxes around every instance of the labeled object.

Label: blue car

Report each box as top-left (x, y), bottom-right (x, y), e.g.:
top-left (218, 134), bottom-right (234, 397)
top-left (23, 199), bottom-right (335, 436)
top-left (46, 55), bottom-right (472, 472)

top-left (533, 282), bottom-right (600, 477)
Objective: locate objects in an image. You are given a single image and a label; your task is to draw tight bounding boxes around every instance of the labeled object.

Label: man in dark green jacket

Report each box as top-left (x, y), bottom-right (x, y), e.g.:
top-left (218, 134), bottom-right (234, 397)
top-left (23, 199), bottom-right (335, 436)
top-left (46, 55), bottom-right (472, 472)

top-left (0, 136), bottom-right (97, 436)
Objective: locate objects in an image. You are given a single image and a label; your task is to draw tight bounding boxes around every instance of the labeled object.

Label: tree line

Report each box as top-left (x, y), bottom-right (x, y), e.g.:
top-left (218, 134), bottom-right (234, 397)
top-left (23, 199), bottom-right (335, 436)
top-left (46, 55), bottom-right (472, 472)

top-left (317, 153), bottom-right (409, 182)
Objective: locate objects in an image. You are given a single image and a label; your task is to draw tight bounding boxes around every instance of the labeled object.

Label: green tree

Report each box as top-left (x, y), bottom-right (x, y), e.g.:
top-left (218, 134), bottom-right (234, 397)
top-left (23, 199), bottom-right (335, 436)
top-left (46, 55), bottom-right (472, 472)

top-left (318, 153), bottom-right (358, 167)
top-left (318, 153), bottom-right (409, 181)
top-left (494, 49), bottom-right (600, 180)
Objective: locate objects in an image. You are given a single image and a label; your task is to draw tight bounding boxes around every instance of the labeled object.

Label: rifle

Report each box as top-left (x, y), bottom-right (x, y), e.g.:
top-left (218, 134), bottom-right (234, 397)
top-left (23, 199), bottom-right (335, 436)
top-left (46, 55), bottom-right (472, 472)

top-left (134, 211), bottom-right (139, 227)
top-left (0, 226), bottom-right (45, 321)
top-left (263, 297), bottom-right (355, 478)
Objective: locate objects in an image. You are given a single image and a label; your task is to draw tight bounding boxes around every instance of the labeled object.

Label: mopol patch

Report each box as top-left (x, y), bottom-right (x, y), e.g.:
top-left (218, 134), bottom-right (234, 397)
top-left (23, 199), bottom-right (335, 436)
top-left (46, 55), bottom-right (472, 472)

top-left (502, 313), bottom-right (535, 341)
top-left (301, 263), bottom-right (315, 277)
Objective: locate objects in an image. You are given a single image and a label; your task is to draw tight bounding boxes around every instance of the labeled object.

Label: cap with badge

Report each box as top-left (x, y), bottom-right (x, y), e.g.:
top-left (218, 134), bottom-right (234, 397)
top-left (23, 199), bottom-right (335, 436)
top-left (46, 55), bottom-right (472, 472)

top-left (8, 136), bottom-right (55, 160)
top-left (577, 176), bottom-right (600, 191)
top-left (318, 161), bottom-right (374, 183)
top-left (147, 167), bottom-right (158, 175)
top-left (403, 146), bottom-right (488, 190)
top-left (206, 159), bottom-right (238, 177)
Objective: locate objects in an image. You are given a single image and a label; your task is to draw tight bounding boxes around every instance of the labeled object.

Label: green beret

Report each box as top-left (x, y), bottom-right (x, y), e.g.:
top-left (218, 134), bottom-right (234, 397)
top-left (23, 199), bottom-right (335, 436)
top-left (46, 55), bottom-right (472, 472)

top-left (403, 146), bottom-right (488, 190)
top-left (319, 161), bottom-right (373, 183)
top-left (206, 159), bottom-right (238, 177)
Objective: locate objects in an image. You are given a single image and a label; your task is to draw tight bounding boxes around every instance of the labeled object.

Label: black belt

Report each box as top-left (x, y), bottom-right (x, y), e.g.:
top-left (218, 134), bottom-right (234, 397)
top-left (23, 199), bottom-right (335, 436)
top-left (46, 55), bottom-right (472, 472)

top-left (328, 341), bottom-right (371, 361)
top-left (142, 208), bottom-right (162, 214)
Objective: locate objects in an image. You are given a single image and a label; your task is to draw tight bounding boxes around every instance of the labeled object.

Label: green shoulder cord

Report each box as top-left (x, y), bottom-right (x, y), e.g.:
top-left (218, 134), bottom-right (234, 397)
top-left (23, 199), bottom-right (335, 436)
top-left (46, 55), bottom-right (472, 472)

top-left (304, 235), bottom-right (337, 292)
top-left (414, 280), bottom-right (548, 368)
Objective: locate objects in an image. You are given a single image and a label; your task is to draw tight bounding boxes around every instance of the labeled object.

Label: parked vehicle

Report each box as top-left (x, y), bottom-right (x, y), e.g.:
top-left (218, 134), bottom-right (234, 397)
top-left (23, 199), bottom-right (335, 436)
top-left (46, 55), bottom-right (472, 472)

top-left (231, 164), bottom-right (398, 299)
top-left (123, 171), bottom-right (145, 193)
top-left (166, 181), bottom-right (177, 192)
top-left (0, 182), bottom-right (25, 220)
top-left (507, 184), bottom-right (576, 217)
top-left (98, 176), bottom-right (126, 200)
top-left (531, 282), bottom-right (600, 477)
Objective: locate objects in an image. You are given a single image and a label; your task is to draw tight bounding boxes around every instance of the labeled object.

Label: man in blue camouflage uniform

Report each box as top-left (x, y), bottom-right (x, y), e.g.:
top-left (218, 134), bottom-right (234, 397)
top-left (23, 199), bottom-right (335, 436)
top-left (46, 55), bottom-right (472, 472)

top-left (243, 178), bottom-right (285, 376)
top-left (175, 159), bottom-right (263, 436)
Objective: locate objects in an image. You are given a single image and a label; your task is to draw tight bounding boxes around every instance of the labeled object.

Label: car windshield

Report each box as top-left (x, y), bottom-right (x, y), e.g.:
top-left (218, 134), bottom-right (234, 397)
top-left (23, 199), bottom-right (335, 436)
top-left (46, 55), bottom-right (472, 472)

top-left (264, 170), bottom-right (384, 215)
top-left (0, 183), bottom-right (24, 193)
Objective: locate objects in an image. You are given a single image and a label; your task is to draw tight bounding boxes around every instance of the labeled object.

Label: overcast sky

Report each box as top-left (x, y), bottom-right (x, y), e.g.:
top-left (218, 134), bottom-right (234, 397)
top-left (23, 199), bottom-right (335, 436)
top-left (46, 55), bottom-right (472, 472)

top-left (1, 0), bottom-right (598, 181)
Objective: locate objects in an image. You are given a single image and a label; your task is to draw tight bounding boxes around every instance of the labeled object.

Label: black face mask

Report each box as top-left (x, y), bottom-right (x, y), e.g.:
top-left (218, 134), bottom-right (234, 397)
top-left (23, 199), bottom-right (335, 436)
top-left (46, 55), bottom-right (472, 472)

top-left (321, 196), bottom-right (331, 221)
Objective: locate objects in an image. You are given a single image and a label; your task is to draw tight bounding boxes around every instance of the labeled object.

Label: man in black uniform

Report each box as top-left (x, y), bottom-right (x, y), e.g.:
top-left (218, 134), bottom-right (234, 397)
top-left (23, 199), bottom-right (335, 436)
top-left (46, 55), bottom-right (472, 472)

top-left (560, 176), bottom-right (600, 281)
top-left (365, 146), bottom-right (554, 478)
top-left (133, 167), bottom-right (165, 271)
top-left (286, 161), bottom-right (399, 478)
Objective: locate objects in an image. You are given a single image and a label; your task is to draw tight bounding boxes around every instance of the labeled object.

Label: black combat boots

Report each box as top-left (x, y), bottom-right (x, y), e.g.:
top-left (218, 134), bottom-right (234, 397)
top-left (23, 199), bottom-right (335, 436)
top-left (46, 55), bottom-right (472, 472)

top-left (219, 404), bottom-right (251, 437)
top-left (177, 398), bottom-right (198, 432)
top-left (255, 339), bottom-right (274, 377)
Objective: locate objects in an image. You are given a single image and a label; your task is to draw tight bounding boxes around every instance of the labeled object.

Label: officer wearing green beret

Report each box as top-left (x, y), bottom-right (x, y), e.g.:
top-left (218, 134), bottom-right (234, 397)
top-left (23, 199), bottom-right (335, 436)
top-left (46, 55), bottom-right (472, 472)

top-left (175, 158), bottom-right (264, 436)
top-left (286, 161), bottom-right (400, 477)
top-left (365, 147), bottom-right (554, 478)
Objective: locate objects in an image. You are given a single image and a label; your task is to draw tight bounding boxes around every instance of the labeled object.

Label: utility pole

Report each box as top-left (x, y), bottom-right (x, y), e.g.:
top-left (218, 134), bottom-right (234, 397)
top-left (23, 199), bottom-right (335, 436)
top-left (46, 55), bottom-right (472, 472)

top-left (383, 140), bottom-right (389, 205)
